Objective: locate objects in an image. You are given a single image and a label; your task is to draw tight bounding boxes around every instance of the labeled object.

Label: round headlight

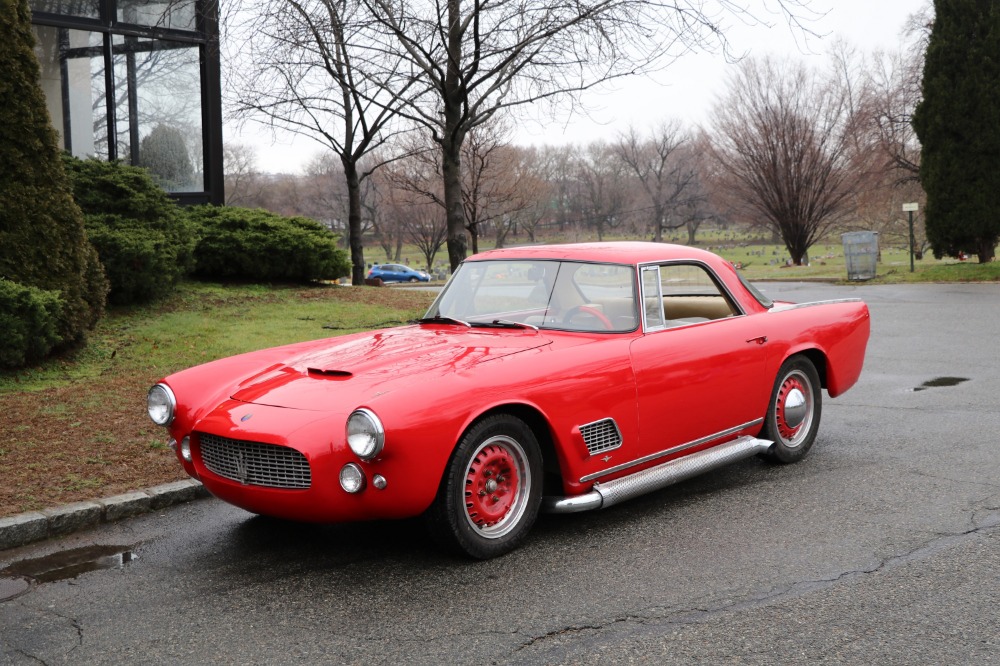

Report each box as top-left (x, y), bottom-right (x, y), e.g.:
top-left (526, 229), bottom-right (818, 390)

top-left (340, 463), bottom-right (367, 493)
top-left (346, 409), bottom-right (384, 460)
top-left (147, 384), bottom-right (176, 426)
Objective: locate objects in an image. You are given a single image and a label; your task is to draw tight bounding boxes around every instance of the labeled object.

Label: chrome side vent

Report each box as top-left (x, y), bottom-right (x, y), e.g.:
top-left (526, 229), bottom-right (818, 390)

top-left (580, 418), bottom-right (622, 456)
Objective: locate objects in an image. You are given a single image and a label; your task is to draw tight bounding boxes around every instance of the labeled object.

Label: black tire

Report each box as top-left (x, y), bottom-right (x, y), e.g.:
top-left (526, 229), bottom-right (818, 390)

top-left (428, 414), bottom-right (542, 559)
top-left (760, 356), bottom-right (822, 464)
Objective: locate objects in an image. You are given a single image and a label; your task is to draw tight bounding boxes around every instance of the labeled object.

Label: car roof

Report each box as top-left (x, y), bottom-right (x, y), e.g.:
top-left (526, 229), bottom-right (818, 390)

top-left (467, 242), bottom-right (726, 267)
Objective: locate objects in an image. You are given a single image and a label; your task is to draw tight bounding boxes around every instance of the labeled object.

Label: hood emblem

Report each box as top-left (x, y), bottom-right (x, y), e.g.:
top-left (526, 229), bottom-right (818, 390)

top-left (240, 413), bottom-right (253, 422)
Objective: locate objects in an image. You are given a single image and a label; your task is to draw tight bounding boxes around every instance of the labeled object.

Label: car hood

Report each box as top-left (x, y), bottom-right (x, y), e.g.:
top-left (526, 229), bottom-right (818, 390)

top-left (229, 325), bottom-right (550, 411)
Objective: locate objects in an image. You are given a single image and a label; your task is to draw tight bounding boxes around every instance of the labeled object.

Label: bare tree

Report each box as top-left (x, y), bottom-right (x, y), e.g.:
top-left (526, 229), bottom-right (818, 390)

top-left (223, 143), bottom-right (263, 206)
top-left (225, 0), bottom-right (419, 284)
top-left (615, 121), bottom-right (704, 242)
top-left (496, 146), bottom-right (552, 246)
top-left (577, 142), bottom-right (629, 241)
top-left (709, 56), bottom-right (870, 265)
top-left (361, 0), bottom-right (820, 271)
top-left (396, 197), bottom-right (448, 271)
top-left (364, 165), bottom-right (403, 262)
top-left (867, 7), bottom-right (931, 185)
top-left (387, 121), bottom-right (536, 253)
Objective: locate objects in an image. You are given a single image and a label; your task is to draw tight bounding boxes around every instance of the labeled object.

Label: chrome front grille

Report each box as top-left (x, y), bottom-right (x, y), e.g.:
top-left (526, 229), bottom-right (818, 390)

top-left (580, 418), bottom-right (622, 456)
top-left (198, 433), bottom-right (311, 489)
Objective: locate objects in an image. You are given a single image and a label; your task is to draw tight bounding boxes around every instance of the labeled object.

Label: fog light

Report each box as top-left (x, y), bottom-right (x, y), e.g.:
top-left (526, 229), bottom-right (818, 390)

top-left (340, 463), bottom-right (366, 493)
top-left (180, 436), bottom-right (192, 462)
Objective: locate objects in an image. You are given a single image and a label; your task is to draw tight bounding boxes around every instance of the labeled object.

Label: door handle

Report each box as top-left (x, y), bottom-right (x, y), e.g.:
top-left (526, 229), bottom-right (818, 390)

top-left (746, 336), bottom-right (768, 345)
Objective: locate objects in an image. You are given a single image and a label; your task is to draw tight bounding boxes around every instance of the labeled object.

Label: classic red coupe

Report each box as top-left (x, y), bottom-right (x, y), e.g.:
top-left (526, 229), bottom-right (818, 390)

top-left (148, 242), bottom-right (869, 558)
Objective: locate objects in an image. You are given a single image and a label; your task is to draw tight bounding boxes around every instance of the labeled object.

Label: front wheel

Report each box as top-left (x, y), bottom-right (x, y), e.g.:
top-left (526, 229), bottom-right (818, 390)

top-left (760, 356), bottom-right (822, 463)
top-left (427, 414), bottom-right (542, 559)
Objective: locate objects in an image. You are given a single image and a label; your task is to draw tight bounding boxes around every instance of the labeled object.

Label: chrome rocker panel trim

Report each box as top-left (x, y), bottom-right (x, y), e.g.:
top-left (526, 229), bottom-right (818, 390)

top-left (542, 435), bottom-right (773, 514)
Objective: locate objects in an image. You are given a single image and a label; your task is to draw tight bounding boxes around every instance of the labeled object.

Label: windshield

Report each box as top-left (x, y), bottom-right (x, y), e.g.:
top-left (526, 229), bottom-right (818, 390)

top-left (424, 259), bottom-right (638, 333)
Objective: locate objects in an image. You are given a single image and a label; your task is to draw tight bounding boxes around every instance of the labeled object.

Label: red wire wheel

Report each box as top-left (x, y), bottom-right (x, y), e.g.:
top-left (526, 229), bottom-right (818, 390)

top-left (429, 414), bottom-right (543, 558)
top-left (462, 436), bottom-right (530, 538)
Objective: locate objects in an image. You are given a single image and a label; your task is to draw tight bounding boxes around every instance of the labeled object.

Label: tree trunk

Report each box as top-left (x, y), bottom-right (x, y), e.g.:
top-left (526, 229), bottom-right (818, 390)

top-left (442, 138), bottom-right (467, 271)
top-left (342, 159), bottom-right (366, 285)
top-left (978, 238), bottom-right (996, 263)
top-left (442, 0), bottom-right (467, 272)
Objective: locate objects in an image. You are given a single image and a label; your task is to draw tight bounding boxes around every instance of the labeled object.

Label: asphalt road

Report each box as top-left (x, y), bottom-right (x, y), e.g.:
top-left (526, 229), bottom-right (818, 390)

top-left (2, 282), bottom-right (999, 665)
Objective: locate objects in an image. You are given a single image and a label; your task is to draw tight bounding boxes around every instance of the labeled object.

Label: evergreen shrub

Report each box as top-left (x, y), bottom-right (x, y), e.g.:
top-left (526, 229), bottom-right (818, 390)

top-left (186, 206), bottom-right (350, 282)
top-left (63, 155), bottom-right (196, 304)
top-left (0, 279), bottom-right (63, 368)
top-left (0, 0), bottom-right (108, 357)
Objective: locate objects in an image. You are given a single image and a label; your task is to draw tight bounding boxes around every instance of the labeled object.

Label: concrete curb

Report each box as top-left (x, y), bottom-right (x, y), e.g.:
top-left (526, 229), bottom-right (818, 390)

top-left (0, 480), bottom-right (210, 552)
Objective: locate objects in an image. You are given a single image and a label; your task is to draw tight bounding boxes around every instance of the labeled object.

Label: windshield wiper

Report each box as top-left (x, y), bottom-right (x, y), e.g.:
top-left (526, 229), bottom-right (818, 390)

top-left (414, 315), bottom-right (471, 327)
top-left (473, 319), bottom-right (538, 331)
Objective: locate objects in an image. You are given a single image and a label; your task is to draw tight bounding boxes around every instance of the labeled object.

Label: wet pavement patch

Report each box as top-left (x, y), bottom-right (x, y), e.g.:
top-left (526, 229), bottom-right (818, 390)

top-left (911, 377), bottom-right (969, 392)
top-left (0, 575), bottom-right (32, 602)
top-left (0, 544), bottom-right (139, 599)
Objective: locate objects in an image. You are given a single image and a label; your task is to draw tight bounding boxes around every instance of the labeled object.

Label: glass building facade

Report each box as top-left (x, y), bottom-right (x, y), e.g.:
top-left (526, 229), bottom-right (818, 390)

top-left (30, 0), bottom-right (224, 204)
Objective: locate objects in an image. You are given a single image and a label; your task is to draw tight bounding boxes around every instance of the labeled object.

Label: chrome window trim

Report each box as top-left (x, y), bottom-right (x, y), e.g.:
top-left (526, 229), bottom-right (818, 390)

top-left (579, 418), bottom-right (764, 483)
top-left (637, 260), bottom-right (747, 333)
top-left (770, 298), bottom-right (864, 312)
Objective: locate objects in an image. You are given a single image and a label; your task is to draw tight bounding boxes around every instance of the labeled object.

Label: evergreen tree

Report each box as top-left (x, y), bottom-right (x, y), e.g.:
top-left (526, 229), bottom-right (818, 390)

top-left (913, 0), bottom-right (1000, 263)
top-left (0, 0), bottom-right (107, 351)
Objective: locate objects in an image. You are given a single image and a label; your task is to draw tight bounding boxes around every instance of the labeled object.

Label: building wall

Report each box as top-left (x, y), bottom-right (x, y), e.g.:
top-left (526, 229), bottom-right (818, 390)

top-left (30, 0), bottom-right (223, 204)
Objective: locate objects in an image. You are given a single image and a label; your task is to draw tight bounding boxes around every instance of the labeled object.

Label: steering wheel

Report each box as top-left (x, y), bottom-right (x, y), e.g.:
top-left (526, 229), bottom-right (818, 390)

top-left (561, 305), bottom-right (614, 331)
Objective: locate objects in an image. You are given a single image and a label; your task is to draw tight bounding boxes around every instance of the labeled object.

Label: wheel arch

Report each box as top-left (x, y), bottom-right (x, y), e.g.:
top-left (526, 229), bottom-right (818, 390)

top-left (464, 403), bottom-right (563, 493)
top-left (787, 347), bottom-right (829, 390)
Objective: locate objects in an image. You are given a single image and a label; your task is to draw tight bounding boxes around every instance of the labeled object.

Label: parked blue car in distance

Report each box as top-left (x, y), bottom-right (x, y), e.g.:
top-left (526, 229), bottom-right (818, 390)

top-left (368, 263), bottom-right (431, 283)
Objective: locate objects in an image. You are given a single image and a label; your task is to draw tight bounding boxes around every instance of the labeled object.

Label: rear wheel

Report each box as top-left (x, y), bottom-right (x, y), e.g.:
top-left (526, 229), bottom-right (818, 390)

top-left (428, 414), bottom-right (542, 559)
top-left (760, 356), bottom-right (822, 463)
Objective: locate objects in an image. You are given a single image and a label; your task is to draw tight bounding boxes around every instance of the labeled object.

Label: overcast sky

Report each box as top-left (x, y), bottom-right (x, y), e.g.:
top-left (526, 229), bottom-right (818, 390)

top-left (230, 0), bottom-right (929, 174)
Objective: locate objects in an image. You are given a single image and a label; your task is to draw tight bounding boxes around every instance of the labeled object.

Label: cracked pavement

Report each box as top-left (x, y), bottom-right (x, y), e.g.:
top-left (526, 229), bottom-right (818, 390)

top-left (2, 282), bottom-right (999, 664)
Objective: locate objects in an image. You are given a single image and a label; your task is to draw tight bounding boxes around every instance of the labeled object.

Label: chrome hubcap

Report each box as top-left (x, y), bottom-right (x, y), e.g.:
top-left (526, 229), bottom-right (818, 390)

top-left (783, 387), bottom-right (807, 429)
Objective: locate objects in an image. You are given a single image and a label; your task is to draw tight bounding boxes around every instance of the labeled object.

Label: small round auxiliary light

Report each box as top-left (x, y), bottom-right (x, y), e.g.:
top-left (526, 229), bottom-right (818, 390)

top-left (340, 463), bottom-right (367, 494)
top-left (372, 474), bottom-right (387, 490)
top-left (180, 436), bottom-right (192, 463)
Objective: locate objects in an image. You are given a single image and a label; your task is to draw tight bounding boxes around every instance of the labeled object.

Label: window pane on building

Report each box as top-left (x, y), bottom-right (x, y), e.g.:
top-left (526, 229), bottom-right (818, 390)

top-left (29, 0), bottom-right (100, 19)
top-left (33, 26), bottom-right (110, 159)
top-left (117, 0), bottom-right (197, 31)
top-left (113, 36), bottom-right (204, 192)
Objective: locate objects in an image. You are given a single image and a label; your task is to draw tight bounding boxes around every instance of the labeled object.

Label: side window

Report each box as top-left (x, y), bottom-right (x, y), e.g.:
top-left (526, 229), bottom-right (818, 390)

top-left (659, 264), bottom-right (738, 322)
top-left (641, 263), bottom-right (738, 330)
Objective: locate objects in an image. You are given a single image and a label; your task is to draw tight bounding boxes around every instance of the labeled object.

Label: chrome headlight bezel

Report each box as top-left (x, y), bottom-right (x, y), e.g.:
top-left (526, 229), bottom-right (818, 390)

top-left (147, 383), bottom-right (176, 427)
top-left (346, 408), bottom-right (385, 460)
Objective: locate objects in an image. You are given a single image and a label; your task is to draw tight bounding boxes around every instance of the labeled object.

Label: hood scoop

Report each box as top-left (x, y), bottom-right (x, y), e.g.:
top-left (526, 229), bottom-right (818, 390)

top-left (307, 367), bottom-right (352, 379)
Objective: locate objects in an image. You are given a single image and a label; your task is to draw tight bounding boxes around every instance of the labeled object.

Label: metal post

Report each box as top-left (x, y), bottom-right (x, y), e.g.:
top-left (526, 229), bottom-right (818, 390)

top-left (909, 210), bottom-right (915, 273)
top-left (903, 203), bottom-right (919, 273)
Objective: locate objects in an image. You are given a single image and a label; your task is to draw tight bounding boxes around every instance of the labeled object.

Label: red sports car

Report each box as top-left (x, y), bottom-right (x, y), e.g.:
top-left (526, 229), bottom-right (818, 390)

top-left (147, 242), bottom-right (870, 558)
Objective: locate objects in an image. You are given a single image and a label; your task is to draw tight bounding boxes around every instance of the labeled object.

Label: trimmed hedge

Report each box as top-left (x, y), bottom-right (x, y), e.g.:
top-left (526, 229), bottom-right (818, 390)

top-left (186, 206), bottom-right (350, 282)
top-left (0, 279), bottom-right (63, 368)
top-left (63, 155), bottom-right (196, 305)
